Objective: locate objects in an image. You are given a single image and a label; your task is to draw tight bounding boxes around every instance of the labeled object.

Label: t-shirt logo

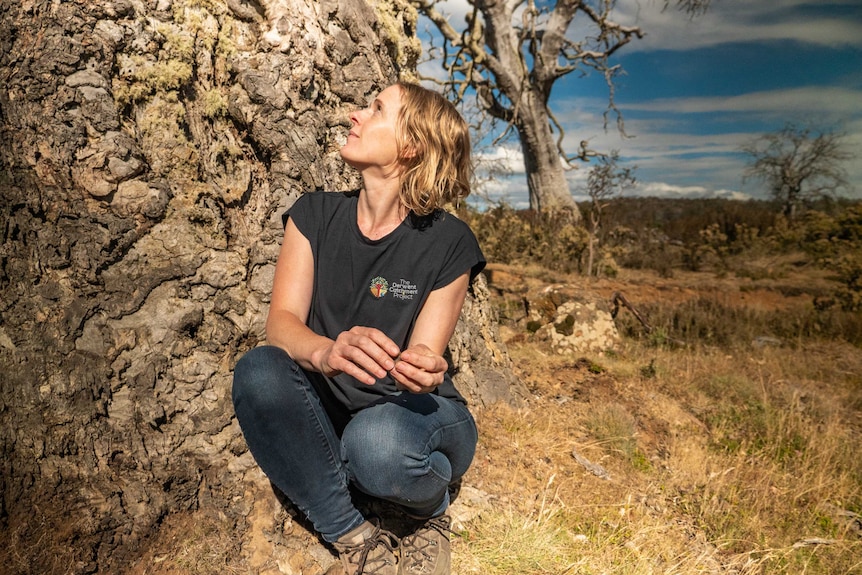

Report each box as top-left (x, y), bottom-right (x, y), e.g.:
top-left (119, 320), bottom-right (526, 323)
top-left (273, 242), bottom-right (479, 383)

top-left (369, 276), bottom-right (389, 298)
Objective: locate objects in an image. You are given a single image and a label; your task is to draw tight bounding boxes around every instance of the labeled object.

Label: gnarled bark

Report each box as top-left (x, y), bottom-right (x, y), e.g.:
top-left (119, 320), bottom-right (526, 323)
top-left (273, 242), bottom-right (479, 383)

top-left (0, 0), bottom-right (522, 572)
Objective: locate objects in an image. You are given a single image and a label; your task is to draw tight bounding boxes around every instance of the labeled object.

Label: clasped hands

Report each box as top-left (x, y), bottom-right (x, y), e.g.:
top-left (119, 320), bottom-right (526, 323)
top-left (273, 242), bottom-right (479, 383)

top-left (311, 326), bottom-right (447, 394)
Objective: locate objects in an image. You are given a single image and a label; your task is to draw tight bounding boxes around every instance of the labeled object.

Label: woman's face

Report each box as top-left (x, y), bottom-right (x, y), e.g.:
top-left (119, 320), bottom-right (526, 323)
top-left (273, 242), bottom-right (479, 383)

top-left (340, 85), bottom-right (404, 173)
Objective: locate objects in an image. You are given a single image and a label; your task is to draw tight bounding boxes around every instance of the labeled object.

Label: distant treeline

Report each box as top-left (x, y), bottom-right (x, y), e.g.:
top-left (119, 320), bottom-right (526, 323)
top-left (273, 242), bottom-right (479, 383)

top-left (465, 196), bottom-right (862, 311)
top-left (466, 196), bottom-right (862, 344)
top-left (579, 196), bottom-right (859, 245)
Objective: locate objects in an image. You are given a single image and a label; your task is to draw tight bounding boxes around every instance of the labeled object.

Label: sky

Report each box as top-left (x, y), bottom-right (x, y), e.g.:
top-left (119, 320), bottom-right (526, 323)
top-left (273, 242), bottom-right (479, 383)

top-left (417, 0), bottom-right (862, 209)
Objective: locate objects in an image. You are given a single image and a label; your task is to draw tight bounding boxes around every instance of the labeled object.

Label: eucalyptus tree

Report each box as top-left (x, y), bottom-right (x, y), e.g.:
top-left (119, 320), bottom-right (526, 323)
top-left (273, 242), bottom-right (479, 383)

top-left (411, 0), bottom-right (710, 214)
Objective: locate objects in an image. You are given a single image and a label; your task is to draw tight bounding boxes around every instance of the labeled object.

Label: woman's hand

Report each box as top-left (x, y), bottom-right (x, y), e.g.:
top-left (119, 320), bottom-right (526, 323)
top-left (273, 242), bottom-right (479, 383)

top-left (389, 344), bottom-right (449, 394)
top-left (311, 326), bottom-right (401, 386)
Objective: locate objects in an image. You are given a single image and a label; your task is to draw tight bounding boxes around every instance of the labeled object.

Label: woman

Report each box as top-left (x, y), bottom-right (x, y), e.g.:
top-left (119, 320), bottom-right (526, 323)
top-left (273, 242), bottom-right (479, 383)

top-left (232, 82), bottom-right (485, 575)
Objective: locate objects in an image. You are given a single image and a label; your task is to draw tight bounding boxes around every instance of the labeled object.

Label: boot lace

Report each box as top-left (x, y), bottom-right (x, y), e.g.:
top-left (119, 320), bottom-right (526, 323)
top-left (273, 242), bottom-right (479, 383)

top-left (400, 516), bottom-right (451, 574)
top-left (335, 523), bottom-right (399, 575)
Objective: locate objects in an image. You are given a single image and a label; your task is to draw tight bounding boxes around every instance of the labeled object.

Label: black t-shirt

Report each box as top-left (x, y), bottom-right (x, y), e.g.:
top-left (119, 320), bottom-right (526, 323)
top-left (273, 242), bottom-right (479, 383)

top-left (284, 191), bottom-right (486, 421)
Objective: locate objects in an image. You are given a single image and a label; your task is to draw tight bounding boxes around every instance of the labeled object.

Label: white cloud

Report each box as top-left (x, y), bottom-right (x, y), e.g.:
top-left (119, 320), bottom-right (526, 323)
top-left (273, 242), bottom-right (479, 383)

top-left (611, 0), bottom-right (862, 51)
top-left (475, 145), bottom-right (526, 175)
top-left (548, 87), bottom-right (862, 197)
top-left (623, 86), bottom-right (862, 117)
top-left (472, 172), bottom-right (752, 208)
top-left (631, 181), bottom-right (752, 200)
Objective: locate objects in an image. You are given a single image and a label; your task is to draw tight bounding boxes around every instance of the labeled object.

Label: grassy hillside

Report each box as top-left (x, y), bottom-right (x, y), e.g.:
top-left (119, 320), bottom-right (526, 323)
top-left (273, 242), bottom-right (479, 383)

top-left (455, 261), bottom-right (861, 574)
top-left (452, 200), bottom-right (861, 573)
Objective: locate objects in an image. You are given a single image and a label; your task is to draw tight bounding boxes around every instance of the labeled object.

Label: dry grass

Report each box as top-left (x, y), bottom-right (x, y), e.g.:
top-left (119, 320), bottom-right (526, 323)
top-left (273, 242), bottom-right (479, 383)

top-left (451, 328), bottom-right (862, 575)
top-left (127, 513), bottom-right (244, 575)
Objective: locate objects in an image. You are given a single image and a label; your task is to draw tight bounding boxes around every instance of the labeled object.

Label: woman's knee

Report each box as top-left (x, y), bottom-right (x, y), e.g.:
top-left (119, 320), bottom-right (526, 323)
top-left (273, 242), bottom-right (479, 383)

top-left (342, 399), bottom-right (442, 484)
top-left (232, 345), bottom-right (297, 407)
top-left (343, 397), bottom-right (423, 450)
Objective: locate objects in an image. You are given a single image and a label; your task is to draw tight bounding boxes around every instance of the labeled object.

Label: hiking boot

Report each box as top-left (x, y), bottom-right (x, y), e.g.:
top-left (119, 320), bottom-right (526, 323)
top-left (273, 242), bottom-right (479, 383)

top-left (330, 520), bottom-right (399, 575)
top-left (398, 514), bottom-right (451, 575)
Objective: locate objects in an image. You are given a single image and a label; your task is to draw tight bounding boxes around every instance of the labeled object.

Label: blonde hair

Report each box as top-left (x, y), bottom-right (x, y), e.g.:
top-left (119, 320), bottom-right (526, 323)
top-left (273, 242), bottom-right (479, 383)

top-left (395, 82), bottom-right (472, 216)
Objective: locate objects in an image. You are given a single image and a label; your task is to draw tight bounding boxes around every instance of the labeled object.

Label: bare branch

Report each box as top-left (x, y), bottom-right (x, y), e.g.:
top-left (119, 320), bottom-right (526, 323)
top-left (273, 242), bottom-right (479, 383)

top-left (664, 0), bottom-right (711, 17)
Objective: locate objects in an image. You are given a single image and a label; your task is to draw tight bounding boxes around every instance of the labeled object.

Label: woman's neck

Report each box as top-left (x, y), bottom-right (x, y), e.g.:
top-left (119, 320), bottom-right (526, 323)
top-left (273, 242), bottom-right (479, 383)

top-left (356, 178), bottom-right (407, 240)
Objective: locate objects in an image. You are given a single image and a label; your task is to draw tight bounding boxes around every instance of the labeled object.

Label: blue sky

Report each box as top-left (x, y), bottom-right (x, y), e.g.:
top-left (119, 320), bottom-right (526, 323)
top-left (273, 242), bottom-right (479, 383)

top-left (417, 0), bottom-right (862, 208)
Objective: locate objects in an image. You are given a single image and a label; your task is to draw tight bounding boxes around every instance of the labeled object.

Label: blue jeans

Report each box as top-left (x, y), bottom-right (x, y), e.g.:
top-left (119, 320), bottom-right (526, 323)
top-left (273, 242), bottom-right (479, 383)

top-left (232, 345), bottom-right (478, 543)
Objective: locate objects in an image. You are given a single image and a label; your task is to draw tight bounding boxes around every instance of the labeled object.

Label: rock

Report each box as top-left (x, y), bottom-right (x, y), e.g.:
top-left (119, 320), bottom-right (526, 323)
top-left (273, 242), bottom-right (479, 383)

top-left (529, 287), bottom-right (620, 354)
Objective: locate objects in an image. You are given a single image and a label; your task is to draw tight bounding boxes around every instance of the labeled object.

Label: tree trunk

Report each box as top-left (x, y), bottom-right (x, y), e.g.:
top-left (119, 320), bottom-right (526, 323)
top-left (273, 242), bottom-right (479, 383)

top-left (0, 0), bottom-right (522, 571)
top-left (516, 91), bottom-right (581, 217)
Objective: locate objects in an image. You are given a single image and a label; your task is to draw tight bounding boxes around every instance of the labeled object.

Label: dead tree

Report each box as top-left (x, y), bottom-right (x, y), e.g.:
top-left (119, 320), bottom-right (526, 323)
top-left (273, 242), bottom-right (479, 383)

top-left (411, 0), bottom-right (709, 214)
top-left (742, 123), bottom-right (852, 220)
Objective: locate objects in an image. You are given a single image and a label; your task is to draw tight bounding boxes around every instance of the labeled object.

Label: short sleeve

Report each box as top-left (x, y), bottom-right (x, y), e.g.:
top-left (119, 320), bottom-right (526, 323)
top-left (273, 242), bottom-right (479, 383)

top-left (282, 193), bottom-right (316, 239)
top-left (432, 215), bottom-right (486, 290)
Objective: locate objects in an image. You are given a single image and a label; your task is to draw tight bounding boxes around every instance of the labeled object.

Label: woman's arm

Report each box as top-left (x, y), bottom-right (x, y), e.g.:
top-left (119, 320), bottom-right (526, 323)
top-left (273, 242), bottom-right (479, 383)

top-left (267, 218), bottom-right (400, 385)
top-left (389, 271), bottom-right (470, 393)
